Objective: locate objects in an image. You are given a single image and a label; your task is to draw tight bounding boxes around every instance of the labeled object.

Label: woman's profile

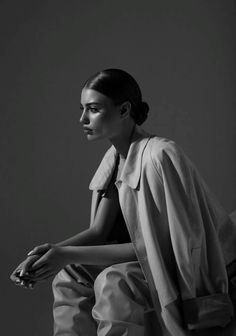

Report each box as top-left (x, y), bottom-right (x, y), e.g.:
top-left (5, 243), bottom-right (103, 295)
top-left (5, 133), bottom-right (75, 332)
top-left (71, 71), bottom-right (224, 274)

top-left (10, 68), bottom-right (236, 335)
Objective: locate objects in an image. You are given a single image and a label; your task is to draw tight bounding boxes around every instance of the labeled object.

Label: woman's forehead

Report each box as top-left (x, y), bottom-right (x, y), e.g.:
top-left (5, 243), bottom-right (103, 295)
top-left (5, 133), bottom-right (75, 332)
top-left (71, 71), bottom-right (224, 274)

top-left (81, 88), bottom-right (110, 105)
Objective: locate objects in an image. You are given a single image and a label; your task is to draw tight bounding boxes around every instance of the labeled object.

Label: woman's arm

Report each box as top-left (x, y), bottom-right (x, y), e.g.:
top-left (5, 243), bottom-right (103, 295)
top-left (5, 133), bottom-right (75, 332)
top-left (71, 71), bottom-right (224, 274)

top-left (59, 179), bottom-right (124, 247)
top-left (29, 242), bottom-right (137, 281)
top-left (54, 226), bottom-right (104, 247)
top-left (63, 243), bottom-right (137, 265)
top-left (35, 181), bottom-right (122, 250)
top-left (11, 181), bottom-right (127, 285)
top-left (26, 183), bottom-right (137, 281)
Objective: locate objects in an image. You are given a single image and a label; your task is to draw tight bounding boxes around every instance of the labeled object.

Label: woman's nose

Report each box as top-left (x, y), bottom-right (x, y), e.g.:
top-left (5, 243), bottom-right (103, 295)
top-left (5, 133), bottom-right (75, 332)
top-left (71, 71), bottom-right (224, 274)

top-left (79, 110), bottom-right (89, 124)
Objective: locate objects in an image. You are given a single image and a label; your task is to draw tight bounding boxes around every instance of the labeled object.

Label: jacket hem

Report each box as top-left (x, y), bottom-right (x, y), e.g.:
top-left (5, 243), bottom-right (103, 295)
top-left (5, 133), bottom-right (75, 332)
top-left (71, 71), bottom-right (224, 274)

top-left (182, 293), bottom-right (234, 330)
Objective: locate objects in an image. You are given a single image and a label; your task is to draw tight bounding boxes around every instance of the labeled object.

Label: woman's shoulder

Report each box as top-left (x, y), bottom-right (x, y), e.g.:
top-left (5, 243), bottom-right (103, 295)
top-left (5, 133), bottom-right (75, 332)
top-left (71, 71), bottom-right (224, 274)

top-left (147, 135), bottom-right (184, 161)
top-left (143, 134), bottom-right (195, 175)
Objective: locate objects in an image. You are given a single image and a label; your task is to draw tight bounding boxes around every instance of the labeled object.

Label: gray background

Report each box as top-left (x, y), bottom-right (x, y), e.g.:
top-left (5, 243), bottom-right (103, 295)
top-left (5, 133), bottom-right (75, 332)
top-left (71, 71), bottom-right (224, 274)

top-left (1, 0), bottom-right (235, 335)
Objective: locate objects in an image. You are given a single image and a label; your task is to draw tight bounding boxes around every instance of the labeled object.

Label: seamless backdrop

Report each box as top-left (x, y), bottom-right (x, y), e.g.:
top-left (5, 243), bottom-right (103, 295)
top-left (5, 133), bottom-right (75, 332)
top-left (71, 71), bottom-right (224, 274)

top-left (1, 1), bottom-right (236, 335)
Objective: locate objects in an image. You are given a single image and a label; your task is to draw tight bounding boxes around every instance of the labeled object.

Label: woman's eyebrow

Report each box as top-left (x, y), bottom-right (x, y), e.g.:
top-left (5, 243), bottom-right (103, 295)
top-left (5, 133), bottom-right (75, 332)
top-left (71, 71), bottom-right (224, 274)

top-left (80, 102), bottom-right (103, 107)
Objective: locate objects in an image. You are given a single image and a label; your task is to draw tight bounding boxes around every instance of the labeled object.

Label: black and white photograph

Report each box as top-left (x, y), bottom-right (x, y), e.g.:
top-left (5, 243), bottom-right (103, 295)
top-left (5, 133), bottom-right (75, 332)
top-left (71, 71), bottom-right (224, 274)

top-left (2, 1), bottom-right (236, 335)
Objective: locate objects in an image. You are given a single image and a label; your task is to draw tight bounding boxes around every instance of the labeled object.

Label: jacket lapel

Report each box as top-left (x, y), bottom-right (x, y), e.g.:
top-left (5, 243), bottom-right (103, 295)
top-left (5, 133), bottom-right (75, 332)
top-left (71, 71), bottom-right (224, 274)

top-left (89, 145), bottom-right (118, 191)
top-left (89, 127), bottom-right (152, 191)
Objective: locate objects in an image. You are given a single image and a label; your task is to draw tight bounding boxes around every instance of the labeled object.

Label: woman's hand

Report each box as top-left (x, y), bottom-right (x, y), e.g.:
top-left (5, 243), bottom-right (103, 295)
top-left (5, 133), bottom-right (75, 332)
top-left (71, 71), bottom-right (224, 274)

top-left (10, 243), bottom-right (53, 289)
top-left (28, 245), bottom-right (69, 282)
top-left (10, 255), bottom-right (40, 289)
top-left (27, 242), bottom-right (52, 257)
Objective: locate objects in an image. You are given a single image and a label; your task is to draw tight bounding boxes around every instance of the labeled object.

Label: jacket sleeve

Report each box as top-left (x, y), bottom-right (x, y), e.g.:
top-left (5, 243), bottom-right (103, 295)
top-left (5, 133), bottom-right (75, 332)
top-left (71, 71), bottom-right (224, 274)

top-left (150, 139), bottom-right (234, 330)
top-left (89, 190), bottom-right (100, 227)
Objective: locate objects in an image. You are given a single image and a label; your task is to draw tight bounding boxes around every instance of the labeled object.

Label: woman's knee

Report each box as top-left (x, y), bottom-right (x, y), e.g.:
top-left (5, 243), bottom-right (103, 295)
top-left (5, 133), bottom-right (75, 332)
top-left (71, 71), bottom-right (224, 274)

top-left (94, 261), bottom-right (144, 290)
top-left (93, 262), bottom-right (153, 311)
top-left (92, 262), bottom-right (152, 327)
top-left (52, 269), bottom-right (69, 290)
top-left (94, 263), bottom-right (124, 286)
top-left (93, 263), bottom-right (134, 302)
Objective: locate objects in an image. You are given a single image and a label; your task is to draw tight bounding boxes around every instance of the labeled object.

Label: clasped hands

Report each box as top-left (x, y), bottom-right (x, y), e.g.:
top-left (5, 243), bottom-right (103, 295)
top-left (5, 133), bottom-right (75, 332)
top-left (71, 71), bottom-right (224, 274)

top-left (10, 243), bottom-right (67, 289)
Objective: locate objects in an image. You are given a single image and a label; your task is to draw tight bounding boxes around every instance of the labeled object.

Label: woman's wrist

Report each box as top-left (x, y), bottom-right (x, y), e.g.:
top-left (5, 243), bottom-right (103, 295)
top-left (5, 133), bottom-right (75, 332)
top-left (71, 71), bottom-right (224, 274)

top-left (55, 245), bottom-right (73, 267)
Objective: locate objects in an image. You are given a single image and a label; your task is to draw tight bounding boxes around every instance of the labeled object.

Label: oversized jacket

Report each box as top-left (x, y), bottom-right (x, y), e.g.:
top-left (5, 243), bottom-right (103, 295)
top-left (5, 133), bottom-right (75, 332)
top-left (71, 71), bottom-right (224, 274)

top-left (88, 127), bottom-right (236, 335)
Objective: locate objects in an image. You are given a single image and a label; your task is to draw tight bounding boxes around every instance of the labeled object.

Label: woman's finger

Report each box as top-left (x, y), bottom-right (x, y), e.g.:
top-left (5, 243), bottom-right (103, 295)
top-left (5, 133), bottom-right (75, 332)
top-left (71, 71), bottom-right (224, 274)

top-left (22, 279), bottom-right (36, 289)
top-left (10, 272), bottom-right (18, 282)
top-left (14, 278), bottom-right (34, 289)
top-left (10, 261), bottom-right (25, 278)
top-left (31, 248), bottom-right (54, 270)
top-left (10, 264), bottom-right (25, 282)
top-left (31, 265), bottom-right (50, 278)
top-left (27, 243), bottom-right (52, 256)
top-left (14, 278), bottom-right (22, 285)
top-left (24, 255), bottom-right (41, 271)
top-left (17, 255), bottom-right (40, 277)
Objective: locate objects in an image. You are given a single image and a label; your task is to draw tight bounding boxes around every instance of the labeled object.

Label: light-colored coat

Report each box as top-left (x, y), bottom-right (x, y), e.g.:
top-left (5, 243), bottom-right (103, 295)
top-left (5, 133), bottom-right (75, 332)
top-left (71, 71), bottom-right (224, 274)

top-left (89, 127), bottom-right (236, 335)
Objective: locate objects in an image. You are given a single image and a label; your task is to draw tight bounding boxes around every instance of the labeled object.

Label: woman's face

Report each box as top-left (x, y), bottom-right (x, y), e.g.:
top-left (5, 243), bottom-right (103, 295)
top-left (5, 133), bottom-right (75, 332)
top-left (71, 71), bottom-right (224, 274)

top-left (80, 88), bottom-right (123, 141)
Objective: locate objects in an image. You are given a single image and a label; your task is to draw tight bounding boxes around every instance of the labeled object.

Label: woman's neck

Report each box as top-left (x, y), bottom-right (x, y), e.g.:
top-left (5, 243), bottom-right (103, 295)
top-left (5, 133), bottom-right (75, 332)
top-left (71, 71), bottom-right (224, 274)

top-left (109, 123), bottom-right (136, 159)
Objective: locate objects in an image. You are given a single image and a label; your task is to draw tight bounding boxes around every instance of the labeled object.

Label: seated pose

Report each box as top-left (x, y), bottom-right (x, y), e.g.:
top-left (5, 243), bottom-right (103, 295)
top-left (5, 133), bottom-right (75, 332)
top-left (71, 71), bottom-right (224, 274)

top-left (11, 69), bottom-right (236, 336)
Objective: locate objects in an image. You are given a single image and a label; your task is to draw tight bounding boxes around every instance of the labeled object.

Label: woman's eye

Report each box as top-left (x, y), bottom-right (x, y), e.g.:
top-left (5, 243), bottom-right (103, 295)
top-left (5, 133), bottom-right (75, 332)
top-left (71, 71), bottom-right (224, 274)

top-left (79, 106), bottom-right (100, 113)
top-left (89, 107), bottom-right (99, 112)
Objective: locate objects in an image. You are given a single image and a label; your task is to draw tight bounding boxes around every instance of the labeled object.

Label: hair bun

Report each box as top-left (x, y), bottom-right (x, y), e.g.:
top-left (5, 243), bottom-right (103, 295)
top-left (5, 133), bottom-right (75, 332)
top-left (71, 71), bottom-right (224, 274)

top-left (135, 101), bottom-right (149, 125)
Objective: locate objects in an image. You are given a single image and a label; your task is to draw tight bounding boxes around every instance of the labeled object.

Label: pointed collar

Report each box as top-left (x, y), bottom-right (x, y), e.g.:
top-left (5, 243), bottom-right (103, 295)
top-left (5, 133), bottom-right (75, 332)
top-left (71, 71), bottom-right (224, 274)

top-left (89, 127), bottom-right (152, 190)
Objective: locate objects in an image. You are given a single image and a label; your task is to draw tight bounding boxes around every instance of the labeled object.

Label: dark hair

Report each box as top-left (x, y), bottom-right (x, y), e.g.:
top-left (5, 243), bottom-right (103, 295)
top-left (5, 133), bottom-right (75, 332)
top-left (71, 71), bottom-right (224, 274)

top-left (82, 68), bottom-right (149, 125)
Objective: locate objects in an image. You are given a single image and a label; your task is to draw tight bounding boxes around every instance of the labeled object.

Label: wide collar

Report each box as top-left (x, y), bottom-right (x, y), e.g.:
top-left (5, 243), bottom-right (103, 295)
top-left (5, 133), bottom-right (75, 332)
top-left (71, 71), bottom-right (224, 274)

top-left (89, 127), bottom-right (152, 190)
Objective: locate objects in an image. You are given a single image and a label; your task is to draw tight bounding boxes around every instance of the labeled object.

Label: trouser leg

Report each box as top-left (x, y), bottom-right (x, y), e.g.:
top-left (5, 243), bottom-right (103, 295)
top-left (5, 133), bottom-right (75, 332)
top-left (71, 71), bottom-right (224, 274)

top-left (52, 265), bottom-right (101, 336)
top-left (92, 261), bottom-right (154, 336)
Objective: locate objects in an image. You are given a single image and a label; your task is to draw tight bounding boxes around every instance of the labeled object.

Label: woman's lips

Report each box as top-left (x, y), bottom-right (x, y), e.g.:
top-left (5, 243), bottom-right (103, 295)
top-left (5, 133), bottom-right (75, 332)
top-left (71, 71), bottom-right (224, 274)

top-left (83, 127), bottom-right (93, 133)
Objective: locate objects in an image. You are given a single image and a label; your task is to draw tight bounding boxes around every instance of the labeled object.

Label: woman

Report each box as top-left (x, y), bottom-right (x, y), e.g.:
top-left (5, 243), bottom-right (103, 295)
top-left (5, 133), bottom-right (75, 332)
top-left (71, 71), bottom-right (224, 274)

top-left (11, 69), bottom-right (236, 336)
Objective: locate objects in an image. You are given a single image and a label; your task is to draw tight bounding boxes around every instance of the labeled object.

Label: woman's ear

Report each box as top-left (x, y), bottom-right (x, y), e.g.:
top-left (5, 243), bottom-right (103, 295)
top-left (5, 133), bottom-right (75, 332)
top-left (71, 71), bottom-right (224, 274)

top-left (120, 101), bottom-right (131, 120)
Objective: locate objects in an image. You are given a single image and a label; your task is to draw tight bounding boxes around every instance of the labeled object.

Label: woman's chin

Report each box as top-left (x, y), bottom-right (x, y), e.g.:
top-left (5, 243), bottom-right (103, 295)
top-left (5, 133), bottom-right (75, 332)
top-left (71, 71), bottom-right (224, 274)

top-left (85, 133), bottom-right (103, 141)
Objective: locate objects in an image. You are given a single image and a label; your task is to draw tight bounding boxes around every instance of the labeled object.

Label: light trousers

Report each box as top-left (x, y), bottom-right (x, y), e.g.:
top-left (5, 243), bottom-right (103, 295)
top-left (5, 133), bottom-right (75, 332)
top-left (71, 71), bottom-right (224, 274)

top-left (52, 261), bottom-right (158, 336)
